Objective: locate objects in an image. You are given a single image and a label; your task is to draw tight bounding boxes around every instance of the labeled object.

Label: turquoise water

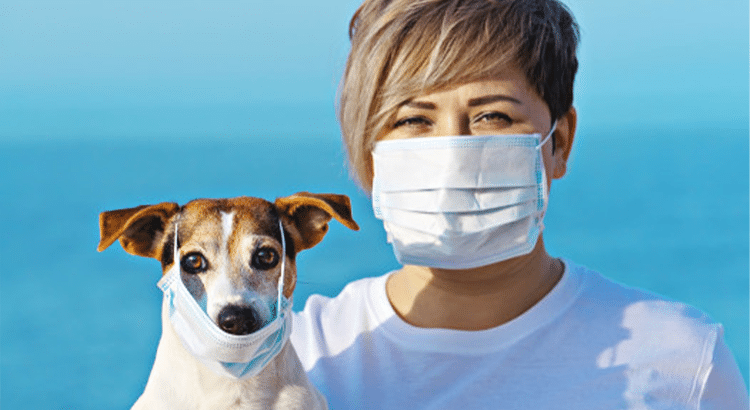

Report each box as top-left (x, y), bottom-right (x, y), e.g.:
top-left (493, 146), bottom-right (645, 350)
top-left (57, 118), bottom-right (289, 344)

top-left (1, 127), bottom-right (747, 408)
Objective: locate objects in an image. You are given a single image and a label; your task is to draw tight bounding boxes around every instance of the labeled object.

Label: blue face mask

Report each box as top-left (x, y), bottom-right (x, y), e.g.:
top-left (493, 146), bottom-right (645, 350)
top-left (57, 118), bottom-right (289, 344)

top-left (157, 219), bottom-right (293, 380)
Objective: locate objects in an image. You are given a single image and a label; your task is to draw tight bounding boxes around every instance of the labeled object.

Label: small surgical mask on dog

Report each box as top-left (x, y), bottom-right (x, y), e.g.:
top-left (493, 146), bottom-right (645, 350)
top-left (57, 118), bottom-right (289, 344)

top-left (371, 123), bottom-right (556, 269)
top-left (157, 219), bottom-right (292, 380)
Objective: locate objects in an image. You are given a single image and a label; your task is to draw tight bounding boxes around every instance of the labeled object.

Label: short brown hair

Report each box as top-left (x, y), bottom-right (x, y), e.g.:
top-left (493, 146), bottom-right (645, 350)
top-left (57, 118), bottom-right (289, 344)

top-left (338, 0), bottom-right (580, 191)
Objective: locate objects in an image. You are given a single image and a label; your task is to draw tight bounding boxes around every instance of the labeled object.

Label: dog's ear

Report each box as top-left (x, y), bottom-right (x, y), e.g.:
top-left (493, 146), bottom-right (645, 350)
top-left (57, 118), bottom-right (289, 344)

top-left (274, 192), bottom-right (359, 252)
top-left (97, 202), bottom-right (180, 259)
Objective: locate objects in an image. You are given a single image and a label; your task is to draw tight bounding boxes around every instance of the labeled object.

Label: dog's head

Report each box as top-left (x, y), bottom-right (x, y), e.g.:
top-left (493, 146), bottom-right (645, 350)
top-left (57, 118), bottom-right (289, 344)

top-left (97, 192), bottom-right (359, 335)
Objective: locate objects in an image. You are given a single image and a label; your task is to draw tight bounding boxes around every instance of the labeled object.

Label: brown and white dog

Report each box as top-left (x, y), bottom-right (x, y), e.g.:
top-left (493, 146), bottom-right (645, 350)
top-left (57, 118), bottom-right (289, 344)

top-left (97, 192), bottom-right (358, 409)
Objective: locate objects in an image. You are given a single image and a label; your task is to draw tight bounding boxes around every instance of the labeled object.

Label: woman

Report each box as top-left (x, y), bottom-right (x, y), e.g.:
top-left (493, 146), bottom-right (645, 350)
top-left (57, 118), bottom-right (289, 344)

top-left (291, 0), bottom-right (748, 408)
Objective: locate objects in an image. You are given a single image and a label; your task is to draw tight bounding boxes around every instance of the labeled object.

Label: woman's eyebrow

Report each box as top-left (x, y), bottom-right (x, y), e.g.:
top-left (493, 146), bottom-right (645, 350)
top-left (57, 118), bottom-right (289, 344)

top-left (401, 94), bottom-right (521, 109)
top-left (403, 100), bottom-right (436, 109)
top-left (467, 95), bottom-right (522, 107)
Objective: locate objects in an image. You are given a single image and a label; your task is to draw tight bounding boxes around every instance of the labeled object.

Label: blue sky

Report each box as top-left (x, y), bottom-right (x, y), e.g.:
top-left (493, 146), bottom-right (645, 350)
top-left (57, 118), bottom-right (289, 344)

top-left (0, 0), bottom-right (747, 141)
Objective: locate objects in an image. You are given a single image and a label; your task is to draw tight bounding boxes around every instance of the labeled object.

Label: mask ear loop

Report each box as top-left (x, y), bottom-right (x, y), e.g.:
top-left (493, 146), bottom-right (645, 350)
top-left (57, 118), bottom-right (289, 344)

top-left (173, 216), bottom-right (180, 268)
top-left (534, 121), bottom-right (556, 231)
top-left (276, 218), bottom-right (287, 319)
top-left (536, 120), bottom-right (558, 150)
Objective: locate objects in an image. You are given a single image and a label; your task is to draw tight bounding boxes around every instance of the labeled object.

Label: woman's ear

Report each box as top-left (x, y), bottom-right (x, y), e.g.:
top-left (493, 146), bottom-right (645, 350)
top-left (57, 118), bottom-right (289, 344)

top-left (552, 106), bottom-right (577, 179)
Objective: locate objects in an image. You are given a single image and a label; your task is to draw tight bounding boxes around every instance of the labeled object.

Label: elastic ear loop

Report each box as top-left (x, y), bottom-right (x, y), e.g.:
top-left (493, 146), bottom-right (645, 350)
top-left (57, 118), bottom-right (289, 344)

top-left (276, 219), bottom-right (286, 319)
top-left (173, 216), bottom-right (180, 267)
top-left (534, 121), bottom-right (555, 229)
top-left (536, 120), bottom-right (558, 150)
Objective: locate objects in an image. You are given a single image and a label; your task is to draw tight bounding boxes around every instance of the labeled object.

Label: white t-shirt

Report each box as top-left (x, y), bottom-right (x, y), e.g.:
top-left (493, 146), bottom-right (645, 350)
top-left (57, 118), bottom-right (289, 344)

top-left (291, 260), bottom-right (748, 409)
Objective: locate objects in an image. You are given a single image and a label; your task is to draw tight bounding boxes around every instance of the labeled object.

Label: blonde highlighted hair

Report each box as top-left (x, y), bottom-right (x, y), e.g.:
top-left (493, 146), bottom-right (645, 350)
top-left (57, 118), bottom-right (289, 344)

top-left (338, 0), bottom-right (579, 191)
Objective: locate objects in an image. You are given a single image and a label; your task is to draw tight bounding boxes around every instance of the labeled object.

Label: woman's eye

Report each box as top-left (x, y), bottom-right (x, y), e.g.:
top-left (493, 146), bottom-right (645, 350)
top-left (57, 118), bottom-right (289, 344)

top-left (393, 116), bottom-right (431, 128)
top-left (181, 253), bottom-right (208, 274)
top-left (474, 112), bottom-right (512, 124)
top-left (251, 247), bottom-right (280, 270)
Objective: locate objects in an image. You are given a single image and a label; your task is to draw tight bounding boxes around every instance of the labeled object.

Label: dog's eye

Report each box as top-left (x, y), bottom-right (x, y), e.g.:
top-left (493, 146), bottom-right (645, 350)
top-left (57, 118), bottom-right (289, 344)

top-left (181, 253), bottom-right (208, 274)
top-left (251, 247), bottom-right (279, 270)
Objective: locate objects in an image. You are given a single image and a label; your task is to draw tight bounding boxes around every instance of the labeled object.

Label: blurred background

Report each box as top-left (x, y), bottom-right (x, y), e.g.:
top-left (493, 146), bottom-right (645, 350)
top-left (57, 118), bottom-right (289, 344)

top-left (1, 0), bottom-right (747, 408)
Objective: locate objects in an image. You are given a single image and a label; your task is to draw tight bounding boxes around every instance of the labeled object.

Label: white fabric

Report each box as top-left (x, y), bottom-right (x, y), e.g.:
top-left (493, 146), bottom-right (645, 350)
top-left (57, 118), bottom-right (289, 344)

top-left (158, 267), bottom-right (293, 379)
top-left (291, 260), bottom-right (748, 409)
top-left (379, 199), bottom-right (538, 235)
top-left (371, 132), bottom-right (551, 269)
top-left (382, 216), bottom-right (540, 268)
top-left (376, 185), bottom-right (537, 213)
top-left (371, 134), bottom-right (546, 191)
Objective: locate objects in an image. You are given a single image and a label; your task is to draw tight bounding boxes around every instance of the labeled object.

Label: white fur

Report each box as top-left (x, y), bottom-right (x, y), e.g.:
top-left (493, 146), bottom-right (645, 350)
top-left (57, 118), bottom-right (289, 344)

top-left (221, 211), bottom-right (235, 246)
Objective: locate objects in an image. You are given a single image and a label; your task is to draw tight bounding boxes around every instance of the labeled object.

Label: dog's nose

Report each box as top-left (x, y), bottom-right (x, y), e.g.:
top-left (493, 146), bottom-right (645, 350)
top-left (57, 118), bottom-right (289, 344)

top-left (217, 305), bottom-right (262, 335)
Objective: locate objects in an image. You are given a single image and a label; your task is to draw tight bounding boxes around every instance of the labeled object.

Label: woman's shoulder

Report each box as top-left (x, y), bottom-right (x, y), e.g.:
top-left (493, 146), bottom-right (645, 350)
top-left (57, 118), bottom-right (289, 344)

top-left (561, 260), bottom-right (745, 406)
top-left (566, 260), bottom-right (719, 334)
top-left (564, 260), bottom-right (722, 375)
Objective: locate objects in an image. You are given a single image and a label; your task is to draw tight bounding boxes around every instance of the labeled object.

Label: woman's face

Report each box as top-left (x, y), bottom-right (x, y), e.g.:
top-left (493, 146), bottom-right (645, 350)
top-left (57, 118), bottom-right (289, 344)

top-left (377, 65), bottom-right (575, 181)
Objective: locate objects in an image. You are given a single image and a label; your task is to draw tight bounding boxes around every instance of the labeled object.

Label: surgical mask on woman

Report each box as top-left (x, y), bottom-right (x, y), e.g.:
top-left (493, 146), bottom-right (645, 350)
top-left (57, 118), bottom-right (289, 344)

top-left (371, 123), bottom-right (555, 269)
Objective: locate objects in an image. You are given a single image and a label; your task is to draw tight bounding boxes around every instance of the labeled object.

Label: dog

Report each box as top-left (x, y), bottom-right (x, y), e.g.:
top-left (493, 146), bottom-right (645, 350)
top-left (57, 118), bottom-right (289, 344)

top-left (97, 192), bottom-right (359, 409)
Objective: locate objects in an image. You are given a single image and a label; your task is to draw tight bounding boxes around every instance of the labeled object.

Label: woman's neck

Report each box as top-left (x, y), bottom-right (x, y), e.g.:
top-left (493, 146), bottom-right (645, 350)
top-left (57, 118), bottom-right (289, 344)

top-left (385, 238), bottom-right (563, 331)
